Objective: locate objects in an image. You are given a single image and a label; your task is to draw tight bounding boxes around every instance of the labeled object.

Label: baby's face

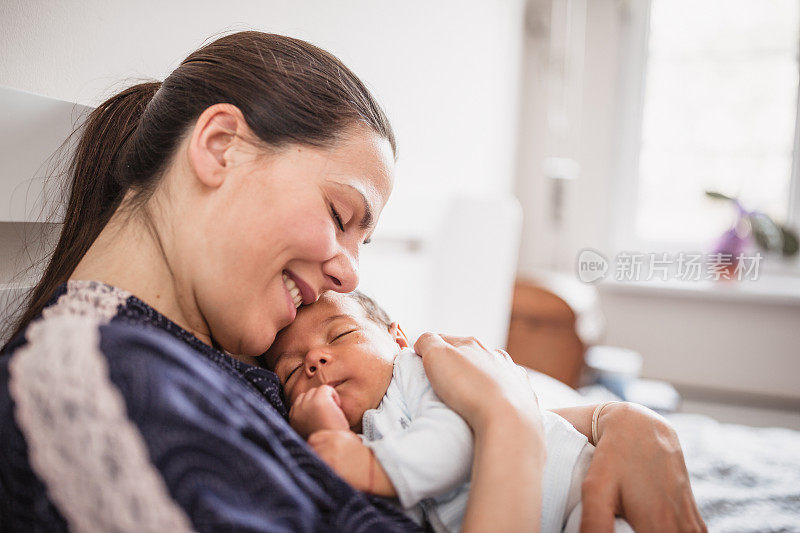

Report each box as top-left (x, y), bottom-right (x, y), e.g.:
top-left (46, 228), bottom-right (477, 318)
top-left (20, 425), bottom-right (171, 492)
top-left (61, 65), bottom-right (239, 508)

top-left (264, 293), bottom-right (406, 429)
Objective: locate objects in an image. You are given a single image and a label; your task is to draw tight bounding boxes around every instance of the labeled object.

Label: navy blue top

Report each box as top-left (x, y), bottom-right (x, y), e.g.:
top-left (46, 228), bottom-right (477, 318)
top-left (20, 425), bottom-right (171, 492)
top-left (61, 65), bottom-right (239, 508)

top-left (0, 281), bottom-right (419, 532)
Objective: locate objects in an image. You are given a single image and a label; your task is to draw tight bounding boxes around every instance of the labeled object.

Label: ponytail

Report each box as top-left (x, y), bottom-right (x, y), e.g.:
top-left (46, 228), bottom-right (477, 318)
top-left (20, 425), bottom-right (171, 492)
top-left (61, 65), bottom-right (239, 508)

top-left (3, 82), bottom-right (160, 348)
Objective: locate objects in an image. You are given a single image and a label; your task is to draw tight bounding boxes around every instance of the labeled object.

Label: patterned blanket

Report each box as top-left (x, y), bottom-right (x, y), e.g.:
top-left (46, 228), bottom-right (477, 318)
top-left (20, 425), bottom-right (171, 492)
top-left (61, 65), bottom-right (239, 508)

top-left (669, 414), bottom-right (800, 532)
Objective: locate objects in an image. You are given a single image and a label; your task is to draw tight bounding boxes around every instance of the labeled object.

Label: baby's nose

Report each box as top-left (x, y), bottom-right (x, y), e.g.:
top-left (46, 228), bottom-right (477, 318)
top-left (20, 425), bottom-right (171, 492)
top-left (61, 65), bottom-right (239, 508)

top-left (304, 349), bottom-right (331, 377)
top-left (307, 356), bottom-right (327, 374)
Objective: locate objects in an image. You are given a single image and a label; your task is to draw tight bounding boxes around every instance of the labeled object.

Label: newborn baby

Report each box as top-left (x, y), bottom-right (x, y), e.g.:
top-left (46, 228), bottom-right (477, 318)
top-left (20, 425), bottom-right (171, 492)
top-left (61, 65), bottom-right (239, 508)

top-left (264, 291), bottom-right (629, 533)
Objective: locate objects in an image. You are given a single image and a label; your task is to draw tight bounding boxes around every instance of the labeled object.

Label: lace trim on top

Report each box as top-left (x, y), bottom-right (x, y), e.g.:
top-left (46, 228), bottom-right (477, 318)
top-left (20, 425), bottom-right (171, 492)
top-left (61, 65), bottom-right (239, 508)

top-left (8, 280), bottom-right (194, 532)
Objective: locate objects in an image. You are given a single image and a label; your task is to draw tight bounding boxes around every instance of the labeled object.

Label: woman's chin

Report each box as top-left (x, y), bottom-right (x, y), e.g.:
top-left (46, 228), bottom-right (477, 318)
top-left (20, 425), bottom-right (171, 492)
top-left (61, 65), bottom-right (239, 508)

top-left (236, 324), bottom-right (279, 358)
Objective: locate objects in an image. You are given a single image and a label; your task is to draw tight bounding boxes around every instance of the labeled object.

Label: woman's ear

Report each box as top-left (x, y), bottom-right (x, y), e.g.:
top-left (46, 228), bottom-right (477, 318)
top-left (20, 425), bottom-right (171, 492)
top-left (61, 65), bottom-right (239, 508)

top-left (187, 103), bottom-right (248, 188)
top-left (389, 322), bottom-right (409, 349)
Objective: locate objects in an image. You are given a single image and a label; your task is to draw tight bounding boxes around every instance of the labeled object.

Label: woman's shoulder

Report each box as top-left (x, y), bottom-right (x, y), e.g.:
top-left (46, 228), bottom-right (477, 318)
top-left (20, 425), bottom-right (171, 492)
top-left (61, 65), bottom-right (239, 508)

top-left (0, 285), bottom-right (209, 532)
top-left (3, 280), bottom-right (278, 412)
top-left (0, 287), bottom-right (289, 531)
top-left (4, 280), bottom-right (196, 376)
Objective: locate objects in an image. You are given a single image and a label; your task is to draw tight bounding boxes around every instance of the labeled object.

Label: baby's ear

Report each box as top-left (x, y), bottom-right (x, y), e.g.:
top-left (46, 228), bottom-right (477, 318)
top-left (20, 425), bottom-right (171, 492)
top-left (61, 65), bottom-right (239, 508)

top-left (388, 322), bottom-right (409, 349)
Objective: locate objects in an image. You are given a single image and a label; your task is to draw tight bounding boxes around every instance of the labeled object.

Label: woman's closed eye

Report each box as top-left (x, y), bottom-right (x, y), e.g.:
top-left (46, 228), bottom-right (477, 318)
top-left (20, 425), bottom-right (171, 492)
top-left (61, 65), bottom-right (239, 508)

top-left (330, 203), bottom-right (345, 232)
top-left (329, 191), bottom-right (373, 245)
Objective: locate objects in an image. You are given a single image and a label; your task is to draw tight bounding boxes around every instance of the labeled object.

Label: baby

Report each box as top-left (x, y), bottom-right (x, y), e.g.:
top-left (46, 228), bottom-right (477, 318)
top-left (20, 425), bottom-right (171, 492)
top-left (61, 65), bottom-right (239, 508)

top-left (263, 291), bottom-right (630, 533)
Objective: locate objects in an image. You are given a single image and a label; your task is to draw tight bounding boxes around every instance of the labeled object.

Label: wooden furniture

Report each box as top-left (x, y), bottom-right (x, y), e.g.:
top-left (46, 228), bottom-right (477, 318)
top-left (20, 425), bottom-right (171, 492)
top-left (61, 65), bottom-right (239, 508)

top-left (505, 276), bottom-right (601, 388)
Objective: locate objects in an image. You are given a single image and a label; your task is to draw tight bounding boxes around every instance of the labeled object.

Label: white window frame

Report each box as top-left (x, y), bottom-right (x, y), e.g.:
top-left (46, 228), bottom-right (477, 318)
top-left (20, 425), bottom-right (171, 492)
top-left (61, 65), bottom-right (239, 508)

top-left (611, 0), bottom-right (800, 276)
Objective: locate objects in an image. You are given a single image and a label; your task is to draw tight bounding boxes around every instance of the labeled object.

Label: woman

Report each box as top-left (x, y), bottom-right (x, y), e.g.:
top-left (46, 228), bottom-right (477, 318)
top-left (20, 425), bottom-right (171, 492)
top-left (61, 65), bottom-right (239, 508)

top-left (0, 32), bottom-right (704, 531)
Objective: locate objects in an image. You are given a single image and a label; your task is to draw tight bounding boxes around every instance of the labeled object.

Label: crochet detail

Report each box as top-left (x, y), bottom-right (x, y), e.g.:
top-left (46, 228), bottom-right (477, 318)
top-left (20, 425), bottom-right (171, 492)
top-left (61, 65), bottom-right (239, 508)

top-left (42, 279), bottom-right (131, 322)
top-left (9, 281), bottom-right (194, 532)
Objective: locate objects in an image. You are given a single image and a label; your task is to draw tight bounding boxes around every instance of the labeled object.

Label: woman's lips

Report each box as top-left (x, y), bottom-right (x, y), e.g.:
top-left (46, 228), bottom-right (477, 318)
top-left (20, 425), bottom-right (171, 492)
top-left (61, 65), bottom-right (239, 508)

top-left (284, 270), bottom-right (316, 305)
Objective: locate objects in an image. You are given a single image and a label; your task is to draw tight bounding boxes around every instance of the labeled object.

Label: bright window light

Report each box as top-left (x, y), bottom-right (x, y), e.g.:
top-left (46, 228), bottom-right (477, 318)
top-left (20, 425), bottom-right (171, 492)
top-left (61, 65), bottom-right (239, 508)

top-left (635, 0), bottom-right (799, 245)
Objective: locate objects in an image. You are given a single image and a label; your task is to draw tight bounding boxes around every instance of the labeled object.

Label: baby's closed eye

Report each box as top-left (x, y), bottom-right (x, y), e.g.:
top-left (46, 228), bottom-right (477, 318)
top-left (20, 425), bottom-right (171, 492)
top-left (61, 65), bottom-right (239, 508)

top-left (331, 329), bottom-right (357, 342)
top-left (284, 363), bottom-right (303, 385)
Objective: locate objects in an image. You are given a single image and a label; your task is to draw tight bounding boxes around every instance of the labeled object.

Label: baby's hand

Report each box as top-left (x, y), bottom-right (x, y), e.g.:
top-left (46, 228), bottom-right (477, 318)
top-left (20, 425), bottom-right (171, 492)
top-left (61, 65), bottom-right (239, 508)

top-left (289, 385), bottom-right (350, 439)
top-left (308, 430), bottom-right (395, 497)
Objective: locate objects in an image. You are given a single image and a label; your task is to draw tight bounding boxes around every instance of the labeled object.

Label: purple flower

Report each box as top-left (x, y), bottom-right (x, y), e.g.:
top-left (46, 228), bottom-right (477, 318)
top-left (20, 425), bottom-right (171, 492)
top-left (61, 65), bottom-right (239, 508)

top-left (713, 227), bottom-right (748, 259)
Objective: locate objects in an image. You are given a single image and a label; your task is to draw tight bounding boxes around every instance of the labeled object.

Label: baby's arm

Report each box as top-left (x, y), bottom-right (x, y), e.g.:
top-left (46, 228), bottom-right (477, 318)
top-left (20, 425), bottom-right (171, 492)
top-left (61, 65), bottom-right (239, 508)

top-left (307, 430), bottom-right (397, 497)
top-left (288, 385), bottom-right (397, 496)
top-left (364, 352), bottom-right (475, 509)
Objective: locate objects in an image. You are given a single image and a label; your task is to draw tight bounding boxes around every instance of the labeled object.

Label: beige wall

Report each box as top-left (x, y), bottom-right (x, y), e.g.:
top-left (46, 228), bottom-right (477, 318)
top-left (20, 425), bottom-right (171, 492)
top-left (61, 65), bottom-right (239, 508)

top-left (0, 0), bottom-right (525, 198)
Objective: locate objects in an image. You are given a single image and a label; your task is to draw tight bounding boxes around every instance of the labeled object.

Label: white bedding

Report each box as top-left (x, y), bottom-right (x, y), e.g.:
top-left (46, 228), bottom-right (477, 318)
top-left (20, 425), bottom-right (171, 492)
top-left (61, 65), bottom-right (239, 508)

top-left (528, 369), bottom-right (800, 532)
top-left (669, 413), bottom-right (800, 532)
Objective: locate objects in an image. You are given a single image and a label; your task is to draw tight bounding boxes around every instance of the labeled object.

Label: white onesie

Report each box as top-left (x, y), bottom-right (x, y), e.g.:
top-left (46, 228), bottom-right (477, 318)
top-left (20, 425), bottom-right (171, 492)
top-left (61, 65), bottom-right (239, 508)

top-left (361, 349), bottom-right (632, 533)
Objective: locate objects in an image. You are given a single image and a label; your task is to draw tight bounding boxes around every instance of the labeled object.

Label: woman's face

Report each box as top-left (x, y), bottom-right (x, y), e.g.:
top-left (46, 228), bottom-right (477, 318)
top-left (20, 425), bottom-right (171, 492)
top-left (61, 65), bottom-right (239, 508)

top-left (183, 122), bottom-right (394, 358)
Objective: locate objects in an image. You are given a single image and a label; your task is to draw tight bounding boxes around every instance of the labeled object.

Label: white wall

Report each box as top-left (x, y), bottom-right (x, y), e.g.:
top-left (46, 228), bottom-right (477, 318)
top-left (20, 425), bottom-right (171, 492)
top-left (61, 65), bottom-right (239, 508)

top-left (515, 0), bottom-right (800, 402)
top-left (0, 0), bottom-right (525, 199)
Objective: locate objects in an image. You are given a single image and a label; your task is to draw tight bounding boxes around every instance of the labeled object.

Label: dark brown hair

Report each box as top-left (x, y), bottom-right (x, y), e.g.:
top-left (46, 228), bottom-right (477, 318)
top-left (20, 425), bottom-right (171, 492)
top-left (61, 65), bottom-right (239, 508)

top-left (3, 31), bottom-right (395, 349)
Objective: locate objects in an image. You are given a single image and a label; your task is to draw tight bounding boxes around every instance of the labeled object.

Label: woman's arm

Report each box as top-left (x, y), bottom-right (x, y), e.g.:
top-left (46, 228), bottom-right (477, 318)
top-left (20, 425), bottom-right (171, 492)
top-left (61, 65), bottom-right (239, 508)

top-left (553, 402), bottom-right (706, 532)
top-left (413, 333), bottom-right (546, 533)
top-left (466, 405), bottom-right (545, 532)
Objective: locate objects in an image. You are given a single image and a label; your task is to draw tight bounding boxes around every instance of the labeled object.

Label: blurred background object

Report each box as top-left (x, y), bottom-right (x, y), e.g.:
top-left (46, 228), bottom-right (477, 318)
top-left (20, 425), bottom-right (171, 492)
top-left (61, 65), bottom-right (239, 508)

top-left (514, 0), bottom-right (800, 431)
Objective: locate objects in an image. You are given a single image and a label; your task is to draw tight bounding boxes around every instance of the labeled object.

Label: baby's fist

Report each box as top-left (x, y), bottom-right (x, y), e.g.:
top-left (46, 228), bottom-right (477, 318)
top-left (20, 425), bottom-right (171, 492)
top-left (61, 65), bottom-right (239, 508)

top-left (289, 385), bottom-right (350, 439)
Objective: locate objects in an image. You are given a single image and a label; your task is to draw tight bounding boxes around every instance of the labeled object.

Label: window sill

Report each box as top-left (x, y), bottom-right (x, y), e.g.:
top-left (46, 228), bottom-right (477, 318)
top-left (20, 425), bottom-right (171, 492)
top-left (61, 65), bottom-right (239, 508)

top-left (597, 274), bottom-right (800, 306)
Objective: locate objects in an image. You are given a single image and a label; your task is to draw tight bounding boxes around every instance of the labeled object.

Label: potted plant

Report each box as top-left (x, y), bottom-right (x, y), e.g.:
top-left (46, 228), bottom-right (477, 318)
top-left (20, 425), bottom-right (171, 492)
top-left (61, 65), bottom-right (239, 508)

top-left (705, 190), bottom-right (799, 278)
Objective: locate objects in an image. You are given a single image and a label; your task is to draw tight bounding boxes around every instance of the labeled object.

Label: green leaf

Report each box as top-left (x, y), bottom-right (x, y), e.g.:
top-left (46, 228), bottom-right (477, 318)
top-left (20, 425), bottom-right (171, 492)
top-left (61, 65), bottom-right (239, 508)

top-left (705, 190), bottom-right (735, 201)
top-left (780, 225), bottom-right (800, 256)
top-left (748, 213), bottom-right (783, 252)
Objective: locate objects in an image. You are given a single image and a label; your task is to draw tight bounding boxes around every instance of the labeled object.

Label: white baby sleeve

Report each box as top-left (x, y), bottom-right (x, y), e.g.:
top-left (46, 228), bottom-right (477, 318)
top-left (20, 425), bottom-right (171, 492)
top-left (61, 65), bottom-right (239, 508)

top-left (365, 351), bottom-right (474, 509)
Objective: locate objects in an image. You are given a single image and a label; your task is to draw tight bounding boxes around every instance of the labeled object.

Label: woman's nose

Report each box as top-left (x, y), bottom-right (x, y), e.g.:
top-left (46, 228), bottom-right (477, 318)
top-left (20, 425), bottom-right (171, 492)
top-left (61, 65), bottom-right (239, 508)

top-left (322, 247), bottom-right (359, 293)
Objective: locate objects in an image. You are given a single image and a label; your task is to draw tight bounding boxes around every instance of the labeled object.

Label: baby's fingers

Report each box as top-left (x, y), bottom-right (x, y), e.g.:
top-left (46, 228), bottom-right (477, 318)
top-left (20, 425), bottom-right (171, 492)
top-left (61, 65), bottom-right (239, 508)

top-left (292, 391), bottom-right (308, 410)
top-left (322, 385), bottom-right (342, 408)
top-left (288, 392), bottom-right (305, 422)
top-left (310, 385), bottom-right (341, 408)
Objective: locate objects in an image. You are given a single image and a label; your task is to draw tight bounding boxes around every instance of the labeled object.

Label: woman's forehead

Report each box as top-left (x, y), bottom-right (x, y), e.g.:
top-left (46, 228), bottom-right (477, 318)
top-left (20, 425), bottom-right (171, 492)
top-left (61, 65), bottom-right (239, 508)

top-left (329, 127), bottom-right (394, 200)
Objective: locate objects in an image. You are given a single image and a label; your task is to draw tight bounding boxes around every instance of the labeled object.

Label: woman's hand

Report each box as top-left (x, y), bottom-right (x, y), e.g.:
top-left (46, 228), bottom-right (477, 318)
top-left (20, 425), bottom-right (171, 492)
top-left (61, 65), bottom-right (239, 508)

top-left (412, 333), bottom-right (540, 431)
top-left (580, 402), bottom-right (706, 532)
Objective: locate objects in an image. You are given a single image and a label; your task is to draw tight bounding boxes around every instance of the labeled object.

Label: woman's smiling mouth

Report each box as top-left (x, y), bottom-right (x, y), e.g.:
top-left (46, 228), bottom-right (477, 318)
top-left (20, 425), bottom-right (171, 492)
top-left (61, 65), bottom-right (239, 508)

top-left (282, 272), bottom-right (303, 309)
top-left (282, 270), bottom-right (317, 309)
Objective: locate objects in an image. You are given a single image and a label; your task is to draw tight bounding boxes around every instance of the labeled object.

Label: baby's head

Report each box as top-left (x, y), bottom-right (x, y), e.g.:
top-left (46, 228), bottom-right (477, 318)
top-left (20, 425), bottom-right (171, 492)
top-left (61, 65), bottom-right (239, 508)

top-left (264, 291), bottom-right (408, 429)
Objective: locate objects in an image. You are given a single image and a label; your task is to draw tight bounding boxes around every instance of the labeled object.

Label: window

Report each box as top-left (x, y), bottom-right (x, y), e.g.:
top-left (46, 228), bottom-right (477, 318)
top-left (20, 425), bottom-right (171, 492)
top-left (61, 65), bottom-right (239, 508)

top-left (616, 0), bottom-right (800, 259)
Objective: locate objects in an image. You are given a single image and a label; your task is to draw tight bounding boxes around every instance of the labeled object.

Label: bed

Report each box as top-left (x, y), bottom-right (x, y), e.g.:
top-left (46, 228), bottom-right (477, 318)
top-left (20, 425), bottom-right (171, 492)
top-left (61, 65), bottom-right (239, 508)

top-left (529, 370), bottom-right (800, 532)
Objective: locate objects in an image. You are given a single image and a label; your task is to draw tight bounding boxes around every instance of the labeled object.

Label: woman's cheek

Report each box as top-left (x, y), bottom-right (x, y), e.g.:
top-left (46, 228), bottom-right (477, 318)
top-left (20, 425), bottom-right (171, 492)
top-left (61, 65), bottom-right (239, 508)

top-left (299, 215), bottom-right (339, 258)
